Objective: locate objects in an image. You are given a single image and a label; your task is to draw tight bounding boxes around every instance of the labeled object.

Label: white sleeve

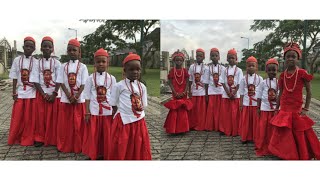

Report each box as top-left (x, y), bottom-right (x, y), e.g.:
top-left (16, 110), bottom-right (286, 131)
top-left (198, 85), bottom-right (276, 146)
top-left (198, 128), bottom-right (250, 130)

top-left (256, 81), bottom-right (264, 99)
top-left (110, 75), bottom-right (117, 92)
top-left (56, 63), bottom-right (65, 83)
top-left (81, 65), bottom-right (89, 85)
top-left (202, 66), bottom-right (209, 84)
top-left (55, 60), bottom-right (62, 80)
top-left (219, 68), bottom-right (225, 84)
top-left (29, 60), bottom-right (39, 83)
top-left (237, 68), bottom-right (244, 85)
top-left (9, 57), bottom-right (19, 79)
top-left (84, 76), bottom-right (92, 100)
top-left (109, 83), bottom-right (120, 106)
top-left (142, 84), bottom-right (148, 108)
top-left (239, 78), bottom-right (245, 95)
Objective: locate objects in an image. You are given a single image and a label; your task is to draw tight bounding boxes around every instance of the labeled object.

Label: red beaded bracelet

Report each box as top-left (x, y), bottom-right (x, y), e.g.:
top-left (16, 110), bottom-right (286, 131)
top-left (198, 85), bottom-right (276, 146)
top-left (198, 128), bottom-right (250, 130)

top-left (302, 107), bottom-right (309, 111)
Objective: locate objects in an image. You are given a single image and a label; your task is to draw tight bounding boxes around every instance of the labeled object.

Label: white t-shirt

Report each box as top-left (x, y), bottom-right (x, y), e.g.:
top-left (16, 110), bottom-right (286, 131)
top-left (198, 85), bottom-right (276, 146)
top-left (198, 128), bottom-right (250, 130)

top-left (84, 72), bottom-right (116, 116)
top-left (239, 73), bottom-right (263, 106)
top-left (256, 78), bottom-right (279, 111)
top-left (207, 64), bottom-right (226, 95)
top-left (9, 55), bottom-right (39, 99)
top-left (56, 60), bottom-right (88, 103)
top-left (109, 78), bottom-right (148, 125)
top-left (37, 58), bottom-right (62, 97)
top-left (219, 65), bottom-right (243, 99)
top-left (188, 63), bottom-right (209, 96)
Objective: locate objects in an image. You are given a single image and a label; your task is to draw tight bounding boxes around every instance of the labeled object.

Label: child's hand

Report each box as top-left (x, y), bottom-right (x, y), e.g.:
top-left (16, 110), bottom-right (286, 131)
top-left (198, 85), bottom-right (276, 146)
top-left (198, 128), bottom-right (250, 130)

top-left (257, 108), bottom-right (261, 117)
top-left (205, 95), bottom-right (209, 104)
top-left (300, 109), bottom-right (308, 116)
top-left (188, 92), bottom-right (192, 99)
top-left (12, 94), bottom-right (18, 101)
top-left (274, 109), bottom-right (279, 115)
top-left (239, 105), bottom-right (243, 111)
top-left (85, 113), bottom-right (90, 123)
top-left (48, 94), bottom-right (56, 103)
top-left (112, 106), bottom-right (118, 116)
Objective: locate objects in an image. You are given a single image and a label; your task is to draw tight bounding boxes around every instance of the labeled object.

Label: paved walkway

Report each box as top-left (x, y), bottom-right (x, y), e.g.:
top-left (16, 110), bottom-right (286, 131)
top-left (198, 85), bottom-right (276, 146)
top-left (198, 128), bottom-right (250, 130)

top-left (0, 87), bottom-right (161, 160)
top-left (160, 94), bottom-right (320, 160)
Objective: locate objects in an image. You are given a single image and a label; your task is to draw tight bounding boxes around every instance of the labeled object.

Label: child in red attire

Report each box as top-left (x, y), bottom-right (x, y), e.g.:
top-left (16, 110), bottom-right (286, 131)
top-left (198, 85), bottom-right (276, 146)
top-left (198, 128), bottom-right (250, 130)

top-left (56, 39), bottom-right (89, 153)
top-left (82, 48), bottom-right (116, 160)
top-left (219, 48), bottom-right (243, 136)
top-left (268, 42), bottom-right (320, 160)
top-left (188, 48), bottom-right (209, 131)
top-left (164, 51), bottom-right (192, 134)
top-left (239, 56), bottom-right (263, 143)
top-left (33, 36), bottom-right (61, 147)
top-left (255, 58), bottom-right (279, 156)
top-left (205, 48), bottom-right (226, 131)
top-left (109, 53), bottom-right (151, 160)
top-left (8, 36), bottom-right (38, 146)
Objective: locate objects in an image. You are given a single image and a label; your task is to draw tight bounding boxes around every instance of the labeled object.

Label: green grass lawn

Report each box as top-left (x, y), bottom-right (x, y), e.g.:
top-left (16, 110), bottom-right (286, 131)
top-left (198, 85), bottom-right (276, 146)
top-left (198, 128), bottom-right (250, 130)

top-left (87, 65), bottom-right (160, 97)
top-left (256, 71), bottom-right (320, 100)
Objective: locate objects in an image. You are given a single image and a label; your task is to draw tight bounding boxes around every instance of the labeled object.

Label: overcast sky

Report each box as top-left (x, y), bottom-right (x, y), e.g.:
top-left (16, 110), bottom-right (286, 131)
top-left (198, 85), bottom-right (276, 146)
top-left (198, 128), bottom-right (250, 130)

top-left (161, 20), bottom-right (272, 64)
top-left (0, 19), bottom-right (102, 57)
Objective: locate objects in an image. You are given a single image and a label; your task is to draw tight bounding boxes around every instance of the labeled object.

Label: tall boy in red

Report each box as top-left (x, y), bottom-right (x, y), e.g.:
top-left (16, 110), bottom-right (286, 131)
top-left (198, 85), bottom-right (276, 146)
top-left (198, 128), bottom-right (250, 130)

top-left (56, 39), bottom-right (89, 153)
top-left (82, 48), bottom-right (116, 160)
top-left (219, 48), bottom-right (243, 136)
top-left (33, 36), bottom-right (61, 146)
top-left (255, 58), bottom-right (279, 156)
top-left (8, 36), bottom-right (39, 146)
top-left (205, 48), bottom-right (226, 131)
top-left (188, 48), bottom-right (209, 130)
top-left (239, 56), bottom-right (263, 143)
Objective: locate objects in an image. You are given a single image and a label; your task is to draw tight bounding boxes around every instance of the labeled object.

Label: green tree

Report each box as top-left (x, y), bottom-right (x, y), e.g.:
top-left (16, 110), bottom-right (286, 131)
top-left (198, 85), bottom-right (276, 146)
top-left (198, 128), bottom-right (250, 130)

top-left (250, 20), bottom-right (320, 74)
top-left (80, 20), bottom-right (160, 74)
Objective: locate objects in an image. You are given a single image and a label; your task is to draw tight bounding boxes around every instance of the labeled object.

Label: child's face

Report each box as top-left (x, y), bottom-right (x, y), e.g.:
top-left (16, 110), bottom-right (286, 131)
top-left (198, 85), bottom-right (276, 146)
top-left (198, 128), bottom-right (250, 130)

top-left (227, 54), bottom-right (237, 66)
top-left (174, 56), bottom-right (183, 67)
top-left (196, 52), bottom-right (204, 63)
top-left (124, 60), bottom-right (141, 80)
top-left (266, 64), bottom-right (277, 79)
top-left (41, 41), bottom-right (53, 58)
top-left (95, 56), bottom-right (108, 72)
top-left (246, 62), bottom-right (256, 75)
top-left (285, 50), bottom-right (298, 68)
top-left (210, 51), bottom-right (220, 64)
top-left (23, 41), bottom-right (35, 56)
top-left (67, 45), bottom-right (80, 60)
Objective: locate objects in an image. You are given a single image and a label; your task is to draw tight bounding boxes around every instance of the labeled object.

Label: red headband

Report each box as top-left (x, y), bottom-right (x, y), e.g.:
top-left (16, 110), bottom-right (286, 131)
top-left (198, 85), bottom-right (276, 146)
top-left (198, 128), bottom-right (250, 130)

top-left (283, 42), bottom-right (302, 60)
top-left (24, 36), bottom-right (36, 45)
top-left (172, 52), bottom-right (185, 61)
top-left (196, 48), bottom-right (205, 55)
top-left (68, 38), bottom-right (80, 47)
top-left (210, 48), bottom-right (219, 53)
top-left (123, 52), bottom-right (141, 65)
top-left (94, 48), bottom-right (109, 58)
top-left (42, 36), bottom-right (53, 43)
top-left (266, 58), bottom-right (279, 66)
top-left (246, 56), bottom-right (257, 63)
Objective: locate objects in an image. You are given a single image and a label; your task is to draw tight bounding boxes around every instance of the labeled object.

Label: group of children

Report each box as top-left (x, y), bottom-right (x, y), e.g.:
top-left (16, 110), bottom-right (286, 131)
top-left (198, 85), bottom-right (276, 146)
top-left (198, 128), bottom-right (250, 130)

top-left (8, 36), bottom-right (151, 160)
top-left (164, 43), bottom-right (320, 160)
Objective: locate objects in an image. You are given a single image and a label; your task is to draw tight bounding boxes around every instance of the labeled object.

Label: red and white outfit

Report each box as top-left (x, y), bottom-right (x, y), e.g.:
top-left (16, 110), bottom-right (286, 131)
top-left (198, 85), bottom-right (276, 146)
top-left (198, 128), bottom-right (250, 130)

top-left (219, 65), bottom-right (243, 136)
top-left (164, 67), bottom-right (192, 134)
top-left (56, 59), bottom-right (88, 153)
top-left (239, 73), bottom-right (263, 142)
top-left (8, 55), bottom-right (39, 146)
top-left (268, 68), bottom-right (320, 160)
top-left (34, 57), bottom-right (61, 145)
top-left (255, 77), bottom-right (278, 156)
top-left (188, 63), bottom-right (209, 130)
top-left (206, 64), bottom-right (225, 131)
top-left (82, 72), bottom-right (116, 160)
top-left (109, 78), bottom-right (151, 160)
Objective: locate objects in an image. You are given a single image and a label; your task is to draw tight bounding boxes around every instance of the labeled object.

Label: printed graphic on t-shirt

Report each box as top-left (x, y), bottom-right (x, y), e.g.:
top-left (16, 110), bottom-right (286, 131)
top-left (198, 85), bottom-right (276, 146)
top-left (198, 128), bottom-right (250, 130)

top-left (131, 93), bottom-right (143, 111)
top-left (96, 86), bottom-right (107, 103)
top-left (194, 73), bottom-right (203, 89)
top-left (43, 70), bottom-right (55, 88)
